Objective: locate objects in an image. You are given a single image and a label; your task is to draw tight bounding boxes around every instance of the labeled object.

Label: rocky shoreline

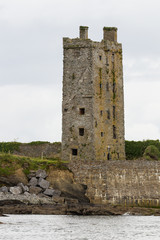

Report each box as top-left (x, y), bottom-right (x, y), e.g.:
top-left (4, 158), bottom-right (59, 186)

top-left (1, 169), bottom-right (160, 216)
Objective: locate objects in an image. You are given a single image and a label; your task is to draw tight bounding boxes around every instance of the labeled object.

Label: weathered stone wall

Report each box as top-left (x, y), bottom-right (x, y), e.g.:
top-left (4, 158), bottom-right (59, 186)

top-left (62, 26), bottom-right (125, 162)
top-left (69, 160), bottom-right (160, 207)
top-left (13, 143), bottom-right (61, 159)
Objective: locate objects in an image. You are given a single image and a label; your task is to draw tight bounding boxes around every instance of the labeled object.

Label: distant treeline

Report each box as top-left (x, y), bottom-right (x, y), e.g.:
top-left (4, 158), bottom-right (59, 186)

top-left (125, 140), bottom-right (160, 160)
top-left (1, 140), bottom-right (160, 160)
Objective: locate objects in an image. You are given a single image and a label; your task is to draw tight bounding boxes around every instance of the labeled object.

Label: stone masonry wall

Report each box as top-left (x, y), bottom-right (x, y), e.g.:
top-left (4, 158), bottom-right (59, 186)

top-left (13, 143), bottom-right (61, 159)
top-left (69, 160), bottom-right (160, 207)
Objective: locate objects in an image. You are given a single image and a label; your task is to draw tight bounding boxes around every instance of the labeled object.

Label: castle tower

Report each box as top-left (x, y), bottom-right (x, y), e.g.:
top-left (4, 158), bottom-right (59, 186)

top-left (62, 26), bottom-right (125, 161)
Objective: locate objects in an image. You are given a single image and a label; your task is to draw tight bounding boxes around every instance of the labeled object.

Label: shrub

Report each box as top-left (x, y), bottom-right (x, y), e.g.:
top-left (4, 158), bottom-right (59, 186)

top-left (125, 140), bottom-right (160, 160)
top-left (143, 145), bottom-right (160, 160)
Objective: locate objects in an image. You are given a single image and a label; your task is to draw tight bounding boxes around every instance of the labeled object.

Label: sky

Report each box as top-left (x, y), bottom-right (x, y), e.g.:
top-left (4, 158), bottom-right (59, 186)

top-left (0, 0), bottom-right (160, 143)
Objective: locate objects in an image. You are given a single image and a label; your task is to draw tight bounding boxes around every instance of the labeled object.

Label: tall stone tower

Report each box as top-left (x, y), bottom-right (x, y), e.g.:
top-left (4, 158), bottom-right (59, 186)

top-left (62, 26), bottom-right (125, 161)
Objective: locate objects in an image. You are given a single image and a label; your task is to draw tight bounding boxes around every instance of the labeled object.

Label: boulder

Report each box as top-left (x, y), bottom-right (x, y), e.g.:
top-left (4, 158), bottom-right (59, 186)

top-left (36, 170), bottom-right (47, 179)
top-left (38, 178), bottom-right (49, 189)
top-left (28, 177), bottom-right (38, 186)
top-left (43, 189), bottom-right (55, 197)
top-left (17, 183), bottom-right (29, 192)
top-left (27, 171), bottom-right (36, 180)
top-left (0, 186), bottom-right (8, 193)
top-left (29, 186), bottom-right (42, 195)
top-left (9, 186), bottom-right (22, 195)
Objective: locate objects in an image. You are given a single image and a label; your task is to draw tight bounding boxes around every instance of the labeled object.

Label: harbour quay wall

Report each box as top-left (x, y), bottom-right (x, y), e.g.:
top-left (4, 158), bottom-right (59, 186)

top-left (69, 160), bottom-right (160, 207)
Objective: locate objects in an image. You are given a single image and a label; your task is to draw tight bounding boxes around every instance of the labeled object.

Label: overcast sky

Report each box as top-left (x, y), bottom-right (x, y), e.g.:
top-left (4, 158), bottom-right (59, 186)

top-left (0, 0), bottom-right (160, 142)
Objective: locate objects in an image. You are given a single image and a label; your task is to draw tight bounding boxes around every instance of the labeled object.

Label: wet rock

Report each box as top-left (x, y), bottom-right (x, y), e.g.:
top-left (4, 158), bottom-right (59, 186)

top-left (9, 186), bottom-right (22, 195)
top-left (43, 189), bottom-right (55, 197)
top-left (28, 177), bottom-right (38, 186)
top-left (38, 178), bottom-right (49, 189)
top-left (0, 186), bottom-right (8, 194)
top-left (29, 186), bottom-right (42, 195)
top-left (36, 170), bottom-right (47, 179)
top-left (17, 183), bottom-right (29, 192)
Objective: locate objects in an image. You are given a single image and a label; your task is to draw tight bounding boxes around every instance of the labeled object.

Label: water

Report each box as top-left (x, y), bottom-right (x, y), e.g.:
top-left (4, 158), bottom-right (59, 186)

top-left (0, 215), bottom-right (160, 240)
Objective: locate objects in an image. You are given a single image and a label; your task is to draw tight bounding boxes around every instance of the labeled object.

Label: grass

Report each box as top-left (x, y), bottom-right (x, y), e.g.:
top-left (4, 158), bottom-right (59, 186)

top-left (0, 153), bottom-right (68, 177)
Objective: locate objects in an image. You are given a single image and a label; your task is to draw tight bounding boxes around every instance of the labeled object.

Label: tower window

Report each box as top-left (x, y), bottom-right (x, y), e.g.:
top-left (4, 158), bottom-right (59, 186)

top-left (113, 106), bottom-right (115, 120)
top-left (106, 82), bottom-right (109, 91)
top-left (72, 149), bottom-right (78, 156)
top-left (64, 108), bottom-right (68, 112)
top-left (113, 125), bottom-right (116, 139)
top-left (79, 108), bottom-right (85, 115)
top-left (79, 128), bottom-right (84, 136)
top-left (99, 56), bottom-right (102, 60)
top-left (100, 110), bottom-right (103, 116)
top-left (113, 82), bottom-right (116, 93)
top-left (100, 83), bottom-right (102, 89)
top-left (112, 53), bottom-right (114, 62)
top-left (107, 109), bottom-right (110, 119)
top-left (101, 132), bottom-right (104, 137)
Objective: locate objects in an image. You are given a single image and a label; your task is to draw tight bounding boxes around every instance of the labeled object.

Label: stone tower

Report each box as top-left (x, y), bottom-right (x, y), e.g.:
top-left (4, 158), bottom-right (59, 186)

top-left (62, 26), bottom-right (125, 161)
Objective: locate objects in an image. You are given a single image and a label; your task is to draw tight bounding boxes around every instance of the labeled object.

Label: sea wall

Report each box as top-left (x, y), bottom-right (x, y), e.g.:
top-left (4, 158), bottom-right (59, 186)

top-left (69, 160), bottom-right (160, 207)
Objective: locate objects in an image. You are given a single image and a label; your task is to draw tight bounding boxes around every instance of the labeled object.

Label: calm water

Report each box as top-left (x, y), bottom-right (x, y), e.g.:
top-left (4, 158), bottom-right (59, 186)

top-left (0, 214), bottom-right (160, 240)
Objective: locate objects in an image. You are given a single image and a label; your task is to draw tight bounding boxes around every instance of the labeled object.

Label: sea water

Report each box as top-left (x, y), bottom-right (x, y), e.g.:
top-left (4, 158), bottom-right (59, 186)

top-left (1, 214), bottom-right (160, 240)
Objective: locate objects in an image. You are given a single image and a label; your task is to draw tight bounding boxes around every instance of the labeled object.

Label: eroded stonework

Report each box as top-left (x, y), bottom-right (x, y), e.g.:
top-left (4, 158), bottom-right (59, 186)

top-left (62, 26), bottom-right (125, 161)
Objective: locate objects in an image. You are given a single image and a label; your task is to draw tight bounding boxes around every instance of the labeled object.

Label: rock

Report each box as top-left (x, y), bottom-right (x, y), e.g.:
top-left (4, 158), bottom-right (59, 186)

top-left (36, 170), bottom-right (47, 179)
top-left (38, 178), bottom-right (49, 189)
top-left (28, 177), bottom-right (38, 186)
top-left (27, 171), bottom-right (36, 180)
top-left (43, 189), bottom-right (55, 197)
top-left (29, 186), bottom-right (42, 195)
top-left (17, 183), bottom-right (29, 192)
top-left (9, 186), bottom-right (22, 195)
top-left (0, 186), bottom-right (8, 193)
top-left (24, 192), bottom-right (30, 196)
top-left (52, 189), bottom-right (61, 197)
top-left (52, 196), bottom-right (65, 204)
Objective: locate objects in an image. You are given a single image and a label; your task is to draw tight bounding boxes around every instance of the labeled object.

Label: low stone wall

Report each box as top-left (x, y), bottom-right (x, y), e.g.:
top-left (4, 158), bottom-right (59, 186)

top-left (69, 160), bottom-right (160, 207)
top-left (13, 143), bottom-right (61, 159)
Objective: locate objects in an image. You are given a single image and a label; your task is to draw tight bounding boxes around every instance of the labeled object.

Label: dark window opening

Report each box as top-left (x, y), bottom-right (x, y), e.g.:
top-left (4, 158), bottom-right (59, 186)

top-left (79, 108), bottom-right (85, 115)
top-left (113, 82), bottom-right (116, 93)
top-left (113, 125), bottom-right (116, 139)
top-left (100, 110), bottom-right (103, 116)
top-left (112, 53), bottom-right (114, 62)
top-left (79, 128), bottom-right (84, 136)
top-left (107, 109), bottom-right (110, 119)
top-left (72, 149), bottom-right (78, 156)
top-left (107, 153), bottom-right (111, 160)
top-left (99, 56), bottom-right (102, 60)
top-left (100, 83), bottom-right (102, 89)
top-left (106, 82), bottom-right (109, 91)
top-left (117, 153), bottom-right (119, 159)
top-left (113, 106), bottom-right (115, 120)
top-left (64, 108), bottom-right (68, 112)
top-left (101, 132), bottom-right (104, 137)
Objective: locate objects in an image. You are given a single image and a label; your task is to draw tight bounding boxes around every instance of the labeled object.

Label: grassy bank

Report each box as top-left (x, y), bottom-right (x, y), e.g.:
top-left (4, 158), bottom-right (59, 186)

top-left (0, 153), bottom-right (68, 177)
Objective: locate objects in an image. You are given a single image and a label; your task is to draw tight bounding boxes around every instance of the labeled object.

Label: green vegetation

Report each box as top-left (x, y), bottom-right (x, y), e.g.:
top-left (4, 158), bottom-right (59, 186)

top-left (0, 142), bottom-right (21, 153)
top-left (0, 153), bottom-right (68, 177)
top-left (125, 140), bottom-right (160, 160)
top-left (143, 145), bottom-right (160, 160)
top-left (28, 141), bottom-right (50, 145)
